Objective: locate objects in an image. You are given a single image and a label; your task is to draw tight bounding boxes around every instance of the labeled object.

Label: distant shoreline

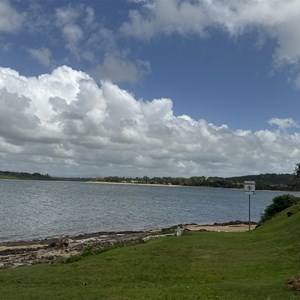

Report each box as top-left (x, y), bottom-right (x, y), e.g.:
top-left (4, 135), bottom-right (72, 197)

top-left (88, 181), bottom-right (300, 193)
top-left (89, 181), bottom-right (247, 191)
top-left (1, 171), bottom-right (300, 191)
top-left (89, 181), bottom-right (182, 188)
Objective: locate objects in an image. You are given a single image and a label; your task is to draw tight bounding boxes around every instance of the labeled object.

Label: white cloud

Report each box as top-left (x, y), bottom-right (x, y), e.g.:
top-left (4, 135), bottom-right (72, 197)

top-left (295, 74), bottom-right (300, 89)
top-left (52, 4), bottom-right (151, 84)
top-left (27, 47), bottom-right (52, 67)
top-left (269, 117), bottom-right (299, 130)
top-left (0, 0), bottom-right (24, 33)
top-left (85, 26), bottom-right (152, 83)
top-left (55, 5), bottom-right (85, 55)
top-left (85, 6), bottom-right (95, 27)
top-left (55, 5), bottom-right (81, 27)
top-left (62, 23), bottom-right (84, 44)
top-left (0, 65), bottom-right (299, 177)
top-left (91, 55), bottom-right (151, 83)
top-left (121, 0), bottom-right (300, 83)
top-left (0, 2), bottom-right (151, 85)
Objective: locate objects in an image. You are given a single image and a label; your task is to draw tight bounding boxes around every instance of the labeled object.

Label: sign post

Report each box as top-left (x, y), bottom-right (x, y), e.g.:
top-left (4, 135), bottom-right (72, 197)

top-left (244, 181), bottom-right (255, 231)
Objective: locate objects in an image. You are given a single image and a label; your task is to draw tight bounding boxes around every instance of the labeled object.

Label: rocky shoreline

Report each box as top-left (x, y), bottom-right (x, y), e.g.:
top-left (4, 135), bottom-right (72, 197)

top-left (0, 221), bottom-right (256, 269)
top-left (0, 230), bottom-right (148, 269)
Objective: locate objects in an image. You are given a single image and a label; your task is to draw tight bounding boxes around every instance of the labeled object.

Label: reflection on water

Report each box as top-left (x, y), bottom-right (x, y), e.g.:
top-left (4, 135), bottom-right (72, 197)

top-left (0, 180), bottom-right (298, 242)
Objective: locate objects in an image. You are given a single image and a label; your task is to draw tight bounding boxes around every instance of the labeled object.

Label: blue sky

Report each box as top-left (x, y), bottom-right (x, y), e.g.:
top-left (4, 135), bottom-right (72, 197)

top-left (0, 0), bottom-right (300, 177)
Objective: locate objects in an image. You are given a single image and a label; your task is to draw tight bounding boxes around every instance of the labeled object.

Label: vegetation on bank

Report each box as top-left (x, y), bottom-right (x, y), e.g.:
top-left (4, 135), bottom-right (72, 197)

top-left (0, 171), bottom-right (89, 181)
top-left (258, 194), bottom-right (300, 225)
top-left (0, 203), bottom-right (299, 299)
top-left (0, 171), bottom-right (51, 180)
top-left (92, 173), bottom-right (300, 191)
top-left (1, 170), bottom-right (300, 191)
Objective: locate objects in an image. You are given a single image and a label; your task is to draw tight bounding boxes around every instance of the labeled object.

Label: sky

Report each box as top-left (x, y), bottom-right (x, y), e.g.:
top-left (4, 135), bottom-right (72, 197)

top-left (0, 0), bottom-right (300, 178)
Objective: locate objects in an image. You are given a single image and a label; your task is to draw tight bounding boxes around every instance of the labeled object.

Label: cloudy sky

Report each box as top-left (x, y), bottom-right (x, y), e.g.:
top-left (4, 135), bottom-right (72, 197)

top-left (0, 0), bottom-right (300, 178)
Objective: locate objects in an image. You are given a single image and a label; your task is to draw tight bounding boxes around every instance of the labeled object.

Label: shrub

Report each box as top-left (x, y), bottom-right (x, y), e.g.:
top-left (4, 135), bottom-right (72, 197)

top-left (259, 194), bottom-right (300, 225)
top-left (82, 245), bottom-right (94, 256)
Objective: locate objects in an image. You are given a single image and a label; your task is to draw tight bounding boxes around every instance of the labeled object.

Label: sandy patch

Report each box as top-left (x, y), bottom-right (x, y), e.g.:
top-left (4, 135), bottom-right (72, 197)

top-left (186, 223), bottom-right (256, 232)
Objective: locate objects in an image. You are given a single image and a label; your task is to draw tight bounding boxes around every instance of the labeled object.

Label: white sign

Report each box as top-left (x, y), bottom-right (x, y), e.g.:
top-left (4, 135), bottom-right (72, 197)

top-left (244, 181), bottom-right (255, 194)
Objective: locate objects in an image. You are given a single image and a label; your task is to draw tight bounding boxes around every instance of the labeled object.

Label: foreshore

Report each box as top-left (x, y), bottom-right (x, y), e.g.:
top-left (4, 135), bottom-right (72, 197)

top-left (0, 221), bottom-right (256, 269)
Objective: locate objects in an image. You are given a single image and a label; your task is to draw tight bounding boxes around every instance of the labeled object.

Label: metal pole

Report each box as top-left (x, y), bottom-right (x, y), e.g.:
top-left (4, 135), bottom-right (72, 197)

top-left (248, 194), bottom-right (251, 232)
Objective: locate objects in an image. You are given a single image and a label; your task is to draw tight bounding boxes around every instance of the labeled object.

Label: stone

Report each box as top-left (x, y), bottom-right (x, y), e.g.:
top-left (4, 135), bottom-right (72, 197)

top-left (176, 226), bottom-right (183, 237)
top-left (288, 277), bottom-right (300, 290)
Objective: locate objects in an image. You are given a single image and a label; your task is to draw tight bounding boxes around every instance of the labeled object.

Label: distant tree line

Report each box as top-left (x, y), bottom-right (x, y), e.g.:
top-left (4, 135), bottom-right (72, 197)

top-left (1, 169), bottom-right (300, 191)
top-left (0, 171), bottom-right (90, 181)
top-left (0, 171), bottom-right (51, 180)
top-left (92, 173), bottom-right (300, 191)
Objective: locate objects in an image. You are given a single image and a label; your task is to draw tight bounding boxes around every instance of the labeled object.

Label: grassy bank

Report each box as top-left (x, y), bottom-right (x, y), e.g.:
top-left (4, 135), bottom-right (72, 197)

top-left (0, 205), bottom-right (300, 299)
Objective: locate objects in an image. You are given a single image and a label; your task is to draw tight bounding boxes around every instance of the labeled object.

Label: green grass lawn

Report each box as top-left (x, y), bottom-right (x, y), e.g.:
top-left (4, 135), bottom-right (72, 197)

top-left (1, 205), bottom-right (300, 299)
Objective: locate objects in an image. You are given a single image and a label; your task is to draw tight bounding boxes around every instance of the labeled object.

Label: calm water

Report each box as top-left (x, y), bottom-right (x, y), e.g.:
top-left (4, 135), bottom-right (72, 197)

top-left (0, 180), bottom-right (299, 242)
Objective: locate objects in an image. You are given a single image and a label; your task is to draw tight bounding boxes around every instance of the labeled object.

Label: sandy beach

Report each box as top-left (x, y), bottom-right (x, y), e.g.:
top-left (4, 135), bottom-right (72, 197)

top-left (185, 222), bottom-right (257, 232)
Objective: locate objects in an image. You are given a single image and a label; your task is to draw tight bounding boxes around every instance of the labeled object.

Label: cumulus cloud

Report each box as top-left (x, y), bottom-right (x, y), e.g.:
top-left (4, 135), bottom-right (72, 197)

top-left (121, 0), bottom-right (300, 84)
top-left (0, 0), bottom-right (24, 33)
top-left (0, 65), bottom-right (299, 177)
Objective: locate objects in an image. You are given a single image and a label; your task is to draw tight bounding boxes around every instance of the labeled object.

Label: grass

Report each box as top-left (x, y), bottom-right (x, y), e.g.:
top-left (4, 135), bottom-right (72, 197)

top-left (0, 205), bottom-right (300, 299)
top-left (0, 175), bottom-right (17, 179)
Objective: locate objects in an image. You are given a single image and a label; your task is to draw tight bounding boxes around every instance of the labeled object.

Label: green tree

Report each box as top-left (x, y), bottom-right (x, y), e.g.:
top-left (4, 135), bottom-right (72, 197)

top-left (258, 194), bottom-right (300, 225)
top-left (295, 163), bottom-right (300, 178)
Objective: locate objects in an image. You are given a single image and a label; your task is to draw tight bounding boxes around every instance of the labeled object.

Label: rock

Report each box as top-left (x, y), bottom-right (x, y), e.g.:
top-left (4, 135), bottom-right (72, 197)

top-left (142, 234), bottom-right (174, 242)
top-left (0, 231), bottom-right (149, 268)
top-left (12, 263), bottom-right (25, 268)
top-left (288, 277), bottom-right (300, 291)
top-left (56, 236), bottom-right (74, 249)
top-left (176, 226), bottom-right (183, 237)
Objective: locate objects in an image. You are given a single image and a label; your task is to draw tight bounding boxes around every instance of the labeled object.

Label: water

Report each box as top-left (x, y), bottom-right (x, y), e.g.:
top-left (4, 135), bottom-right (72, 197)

top-left (0, 180), bottom-right (299, 242)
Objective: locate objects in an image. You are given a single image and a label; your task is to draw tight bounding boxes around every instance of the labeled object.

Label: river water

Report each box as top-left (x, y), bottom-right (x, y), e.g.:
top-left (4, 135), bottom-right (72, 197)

top-left (0, 180), bottom-right (298, 242)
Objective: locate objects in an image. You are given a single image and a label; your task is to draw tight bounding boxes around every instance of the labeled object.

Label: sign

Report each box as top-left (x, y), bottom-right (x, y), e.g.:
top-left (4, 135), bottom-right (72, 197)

top-left (244, 181), bottom-right (255, 194)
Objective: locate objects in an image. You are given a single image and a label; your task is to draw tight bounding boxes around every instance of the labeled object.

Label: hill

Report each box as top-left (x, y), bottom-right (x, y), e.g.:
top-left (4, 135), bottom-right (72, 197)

top-left (227, 173), bottom-right (300, 191)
